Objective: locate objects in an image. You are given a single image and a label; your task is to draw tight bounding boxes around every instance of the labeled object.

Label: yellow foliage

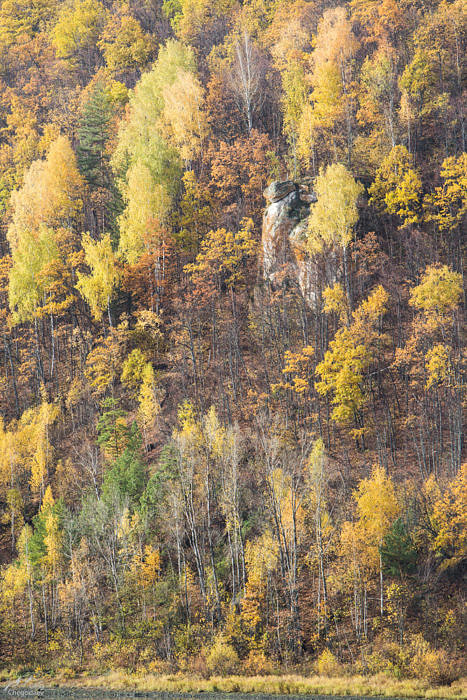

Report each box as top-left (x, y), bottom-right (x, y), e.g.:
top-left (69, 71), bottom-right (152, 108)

top-left (277, 60), bottom-right (308, 152)
top-left (281, 345), bottom-right (314, 394)
top-left (130, 545), bottom-right (160, 590)
top-left (177, 399), bottom-right (197, 433)
top-left (161, 69), bottom-right (207, 162)
top-left (341, 465), bottom-right (399, 572)
top-left (7, 136), bottom-right (84, 322)
top-left (316, 286), bottom-right (388, 424)
top-left (8, 225), bottom-right (59, 323)
top-left (99, 13), bottom-right (153, 75)
top-left (0, 420), bottom-right (15, 490)
top-left (121, 348), bottom-right (147, 395)
top-left (317, 648), bottom-right (342, 676)
top-left (2, 560), bottom-right (28, 602)
top-left (19, 392), bottom-right (60, 498)
top-left (44, 509), bottom-right (63, 577)
top-left (185, 218), bottom-right (256, 289)
top-left (141, 546), bottom-right (161, 586)
top-left (425, 344), bottom-right (451, 389)
top-left (8, 136), bottom-right (83, 250)
top-left (307, 163), bottom-right (364, 256)
top-left (1, 488), bottom-right (24, 542)
top-left (41, 484), bottom-right (55, 511)
top-left (297, 6), bottom-right (358, 161)
top-left (369, 145), bottom-right (422, 227)
top-left (242, 530), bottom-right (278, 630)
top-left (269, 467), bottom-right (305, 544)
top-left (352, 284), bottom-right (389, 331)
top-left (138, 362), bottom-right (160, 432)
top-left (431, 464), bottom-right (467, 569)
top-left (322, 282), bottom-right (349, 324)
top-left (409, 634), bottom-right (460, 685)
top-left (85, 328), bottom-right (124, 396)
top-left (76, 232), bottom-right (120, 322)
top-left (112, 39), bottom-right (197, 263)
top-left (409, 264), bottom-right (462, 322)
top-left (118, 162), bottom-right (172, 264)
top-left (175, 0), bottom-right (236, 45)
top-left (51, 0), bottom-right (107, 61)
top-left (424, 153), bottom-right (467, 233)
top-left (206, 635), bottom-right (239, 676)
top-left (315, 328), bottom-right (370, 423)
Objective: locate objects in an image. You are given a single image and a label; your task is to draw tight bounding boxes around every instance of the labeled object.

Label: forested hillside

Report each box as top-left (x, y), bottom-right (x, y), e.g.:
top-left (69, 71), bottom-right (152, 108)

top-left (0, 0), bottom-right (465, 684)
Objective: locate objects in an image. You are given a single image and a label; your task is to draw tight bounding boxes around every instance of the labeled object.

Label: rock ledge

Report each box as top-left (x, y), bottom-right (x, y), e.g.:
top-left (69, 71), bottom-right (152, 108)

top-left (262, 179), bottom-right (319, 303)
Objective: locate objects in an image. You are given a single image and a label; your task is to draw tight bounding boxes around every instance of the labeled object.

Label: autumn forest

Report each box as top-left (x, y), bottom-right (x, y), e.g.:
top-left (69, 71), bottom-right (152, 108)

top-left (0, 0), bottom-right (465, 689)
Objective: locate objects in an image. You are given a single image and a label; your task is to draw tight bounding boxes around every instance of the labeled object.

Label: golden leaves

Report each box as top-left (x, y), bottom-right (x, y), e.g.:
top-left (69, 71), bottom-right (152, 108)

top-left (185, 218), bottom-right (256, 289)
top-left (307, 163), bottom-right (364, 255)
top-left (316, 286), bottom-right (388, 425)
top-left (409, 264), bottom-right (462, 322)
top-left (76, 232), bottom-right (120, 321)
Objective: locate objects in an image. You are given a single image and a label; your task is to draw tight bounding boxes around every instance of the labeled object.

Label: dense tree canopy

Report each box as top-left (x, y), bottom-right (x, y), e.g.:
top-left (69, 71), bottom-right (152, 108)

top-left (0, 0), bottom-right (465, 684)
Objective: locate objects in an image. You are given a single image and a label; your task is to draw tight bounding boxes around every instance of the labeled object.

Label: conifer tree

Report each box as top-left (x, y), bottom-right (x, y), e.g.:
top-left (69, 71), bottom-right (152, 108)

top-left (380, 518), bottom-right (418, 580)
top-left (77, 83), bottom-right (114, 189)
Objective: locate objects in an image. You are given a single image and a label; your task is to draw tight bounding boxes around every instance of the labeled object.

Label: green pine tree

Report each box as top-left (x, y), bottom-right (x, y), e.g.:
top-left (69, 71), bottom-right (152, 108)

top-left (77, 83), bottom-right (122, 239)
top-left (380, 517), bottom-right (418, 580)
top-left (77, 83), bottom-right (114, 188)
top-left (102, 422), bottom-right (146, 508)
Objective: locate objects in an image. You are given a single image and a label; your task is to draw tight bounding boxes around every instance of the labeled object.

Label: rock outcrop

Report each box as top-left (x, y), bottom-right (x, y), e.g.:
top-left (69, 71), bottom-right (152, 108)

top-left (262, 179), bottom-right (318, 303)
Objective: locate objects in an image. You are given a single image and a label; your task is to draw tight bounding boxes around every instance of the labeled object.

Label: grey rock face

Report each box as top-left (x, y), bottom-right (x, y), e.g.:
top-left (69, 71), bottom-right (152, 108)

top-left (262, 188), bottom-right (300, 280)
top-left (262, 179), bottom-right (319, 304)
top-left (264, 180), bottom-right (297, 204)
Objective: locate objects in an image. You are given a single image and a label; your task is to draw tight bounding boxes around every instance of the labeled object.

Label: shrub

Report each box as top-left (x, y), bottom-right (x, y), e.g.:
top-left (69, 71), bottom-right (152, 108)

top-left (243, 650), bottom-right (273, 676)
top-left (146, 658), bottom-right (173, 674)
top-left (409, 635), bottom-right (462, 685)
top-left (316, 648), bottom-right (342, 676)
top-left (61, 667), bottom-right (76, 679)
top-left (206, 636), bottom-right (239, 676)
top-left (174, 622), bottom-right (209, 659)
top-left (191, 651), bottom-right (209, 679)
top-left (365, 638), bottom-right (410, 678)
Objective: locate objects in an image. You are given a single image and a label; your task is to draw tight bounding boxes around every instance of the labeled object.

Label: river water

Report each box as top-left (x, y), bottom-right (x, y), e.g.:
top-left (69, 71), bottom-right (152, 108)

top-left (0, 690), bottom-right (410, 700)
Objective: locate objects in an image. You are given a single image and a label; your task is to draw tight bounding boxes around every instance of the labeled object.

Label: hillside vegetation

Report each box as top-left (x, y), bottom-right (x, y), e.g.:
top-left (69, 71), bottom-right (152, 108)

top-left (0, 0), bottom-right (465, 687)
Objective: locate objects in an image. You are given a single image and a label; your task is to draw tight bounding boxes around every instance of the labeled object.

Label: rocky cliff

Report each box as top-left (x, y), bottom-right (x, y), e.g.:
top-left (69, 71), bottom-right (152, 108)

top-left (262, 179), bottom-right (319, 304)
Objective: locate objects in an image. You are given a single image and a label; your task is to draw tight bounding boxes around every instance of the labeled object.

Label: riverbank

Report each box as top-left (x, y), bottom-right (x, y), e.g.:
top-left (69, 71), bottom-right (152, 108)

top-left (0, 672), bottom-right (465, 699)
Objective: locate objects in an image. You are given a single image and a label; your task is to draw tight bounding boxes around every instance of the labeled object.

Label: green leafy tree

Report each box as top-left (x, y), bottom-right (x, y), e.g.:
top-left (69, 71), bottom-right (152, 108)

top-left (8, 135), bottom-right (84, 250)
top-left (77, 82), bottom-right (123, 238)
top-left (112, 39), bottom-right (200, 263)
top-left (9, 225), bottom-right (59, 324)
